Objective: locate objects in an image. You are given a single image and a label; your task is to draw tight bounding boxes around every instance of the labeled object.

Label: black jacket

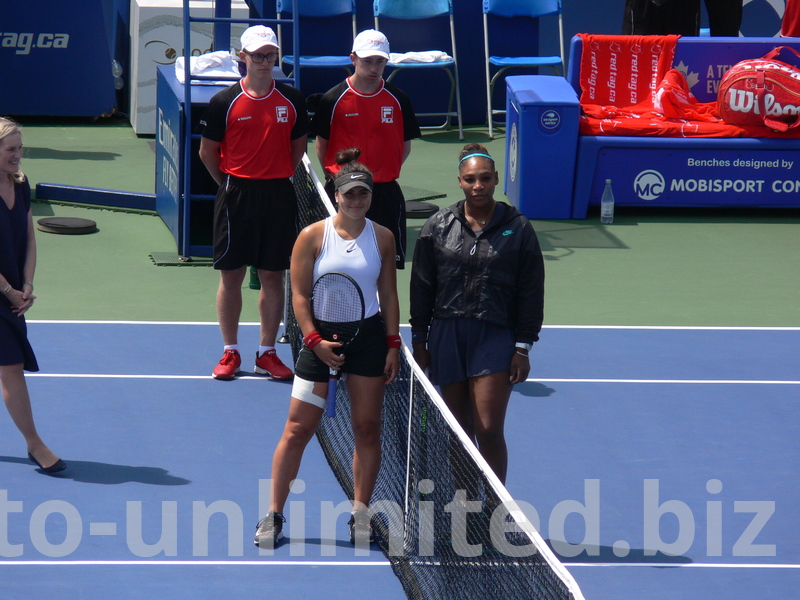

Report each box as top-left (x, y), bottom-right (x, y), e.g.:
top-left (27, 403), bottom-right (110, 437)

top-left (410, 201), bottom-right (545, 345)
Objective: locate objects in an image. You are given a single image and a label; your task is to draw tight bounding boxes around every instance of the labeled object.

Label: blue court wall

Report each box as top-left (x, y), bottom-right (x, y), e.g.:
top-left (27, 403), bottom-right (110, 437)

top-left (0, 0), bottom-right (128, 118)
top-left (0, 0), bottom-right (788, 121)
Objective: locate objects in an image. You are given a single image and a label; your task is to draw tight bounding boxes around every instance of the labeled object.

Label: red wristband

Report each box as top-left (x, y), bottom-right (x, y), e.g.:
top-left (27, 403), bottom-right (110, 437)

top-left (303, 330), bottom-right (323, 349)
top-left (386, 334), bottom-right (402, 349)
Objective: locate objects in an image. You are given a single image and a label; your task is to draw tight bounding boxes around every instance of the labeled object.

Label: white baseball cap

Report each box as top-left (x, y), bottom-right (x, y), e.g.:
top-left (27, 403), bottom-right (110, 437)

top-left (240, 25), bottom-right (279, 53)
top-left (352, 29), bottom-right (389, 59)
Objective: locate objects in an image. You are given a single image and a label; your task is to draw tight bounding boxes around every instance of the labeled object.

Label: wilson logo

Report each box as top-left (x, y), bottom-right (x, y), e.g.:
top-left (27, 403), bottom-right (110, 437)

top-left (726, 89), bottom-right (800, 118)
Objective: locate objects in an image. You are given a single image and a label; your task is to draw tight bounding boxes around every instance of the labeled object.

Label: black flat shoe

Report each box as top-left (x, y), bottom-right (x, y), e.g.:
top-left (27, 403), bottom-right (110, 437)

top-left (28, 452), bottom-right (67, 474)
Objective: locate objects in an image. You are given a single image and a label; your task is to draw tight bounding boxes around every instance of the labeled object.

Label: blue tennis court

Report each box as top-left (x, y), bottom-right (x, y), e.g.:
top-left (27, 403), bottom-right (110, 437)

top-left (1, 322), bottom-right (797, 599)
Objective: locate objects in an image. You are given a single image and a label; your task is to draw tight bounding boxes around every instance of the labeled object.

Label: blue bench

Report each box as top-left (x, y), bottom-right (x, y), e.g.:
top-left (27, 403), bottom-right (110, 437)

top-left (505, 36), bottom-right (800, 219)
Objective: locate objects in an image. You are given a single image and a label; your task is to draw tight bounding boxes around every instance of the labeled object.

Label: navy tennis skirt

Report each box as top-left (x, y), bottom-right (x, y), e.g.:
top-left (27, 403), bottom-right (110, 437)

top-left (428, 317), bottom-right (514, 387)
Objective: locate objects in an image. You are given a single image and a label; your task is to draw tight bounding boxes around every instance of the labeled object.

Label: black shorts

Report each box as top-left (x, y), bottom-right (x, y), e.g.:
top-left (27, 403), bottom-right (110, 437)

top-left (295, 313), bottom-right (387, 381)
top-left (325, 178), bottom-right (406, 269)
top-left (213, 175), bottom-right (298, 271)
top-left (368, 181), bottom-right (406, 270)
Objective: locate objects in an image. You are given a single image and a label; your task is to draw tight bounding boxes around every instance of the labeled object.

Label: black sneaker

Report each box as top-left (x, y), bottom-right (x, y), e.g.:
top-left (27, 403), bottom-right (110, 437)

top-left (254, 511), bottom-right (285, 548)
top-left (348, 510), bottom-right (374, 544)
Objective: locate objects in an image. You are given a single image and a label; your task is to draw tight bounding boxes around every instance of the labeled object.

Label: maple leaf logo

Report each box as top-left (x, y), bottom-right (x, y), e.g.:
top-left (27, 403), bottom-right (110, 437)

top-left (674, 60), bottom-right (701, 89)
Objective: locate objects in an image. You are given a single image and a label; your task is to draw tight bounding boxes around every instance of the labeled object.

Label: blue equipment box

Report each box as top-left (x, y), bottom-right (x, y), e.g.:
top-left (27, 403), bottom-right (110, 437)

top-left (504, 75), bottom-right (580, 219)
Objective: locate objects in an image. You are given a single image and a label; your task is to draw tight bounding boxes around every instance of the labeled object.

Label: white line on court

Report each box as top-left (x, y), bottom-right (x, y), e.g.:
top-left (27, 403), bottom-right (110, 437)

top-left (27, 374), bottom-right (244, 380)
top-left (542, 325), bottom-right (800, 331)
top-left (0, 560), bottom-right (390, 566)
top-left (25, 320), bottom-right (800, 331)
top-left (0, 560), bottom-right (796, 568)
top-left (568, 563), bottom-right (800, 569)
top-left (27, 320), bottom-right (223, 326)
top-left (25, 373), bottom-right (800, 385)
top-left (530, 378), bottom-right (800, 385)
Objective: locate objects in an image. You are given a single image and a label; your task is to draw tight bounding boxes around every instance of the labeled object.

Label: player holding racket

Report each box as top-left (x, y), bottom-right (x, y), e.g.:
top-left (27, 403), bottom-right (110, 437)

top-left (255, 149), bottom-right (400, 548)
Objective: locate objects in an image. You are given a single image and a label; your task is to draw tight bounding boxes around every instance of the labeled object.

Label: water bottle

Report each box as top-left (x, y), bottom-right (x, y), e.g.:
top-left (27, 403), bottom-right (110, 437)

top-left (111, 60), bottom-right (124, 90)
top-left (600, 179), bottom-right (615, 224)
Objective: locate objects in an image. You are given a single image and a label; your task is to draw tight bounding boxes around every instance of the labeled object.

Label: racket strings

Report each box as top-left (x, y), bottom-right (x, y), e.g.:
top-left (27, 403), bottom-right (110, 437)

top-left (312, 275), bottom-right (364, 324)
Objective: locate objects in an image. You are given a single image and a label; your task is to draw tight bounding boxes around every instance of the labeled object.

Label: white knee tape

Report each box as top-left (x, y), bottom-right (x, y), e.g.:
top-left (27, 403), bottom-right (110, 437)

top-left (292, 376), bottom-right (325, 409)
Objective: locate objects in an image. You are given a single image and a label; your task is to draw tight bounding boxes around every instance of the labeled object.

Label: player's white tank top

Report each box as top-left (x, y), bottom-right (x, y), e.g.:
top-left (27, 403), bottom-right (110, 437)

top-left (314, 217), bottom-right (382, 318)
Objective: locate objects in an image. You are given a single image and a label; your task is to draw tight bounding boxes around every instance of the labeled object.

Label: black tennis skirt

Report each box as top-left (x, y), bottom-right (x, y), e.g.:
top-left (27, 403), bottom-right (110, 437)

top-left (295, 313), bottom-right (387, 381)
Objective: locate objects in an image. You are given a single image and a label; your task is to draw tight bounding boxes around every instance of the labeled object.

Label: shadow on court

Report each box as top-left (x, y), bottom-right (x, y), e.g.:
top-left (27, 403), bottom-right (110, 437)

top-left (556, 544), bottom-right (694, 565)
top-left (278, 537), bottom-right (378, 552)
top-left (0, 455), bottom-right (190, 486)
top-left (515, 381), bottom-right (556, 398)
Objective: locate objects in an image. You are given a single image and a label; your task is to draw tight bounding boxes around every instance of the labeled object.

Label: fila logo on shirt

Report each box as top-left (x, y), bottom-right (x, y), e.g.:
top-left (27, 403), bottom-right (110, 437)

top-left (276, 106), bottom-right (289, 123)
top-left (381, 106), bottom-right (394, 123)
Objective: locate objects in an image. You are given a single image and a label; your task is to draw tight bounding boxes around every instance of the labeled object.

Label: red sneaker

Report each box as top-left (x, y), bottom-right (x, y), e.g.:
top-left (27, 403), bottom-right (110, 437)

top-left (254, 350), bottom-right (293, 380)
top-left (212, 349), bottom-right (241, 380)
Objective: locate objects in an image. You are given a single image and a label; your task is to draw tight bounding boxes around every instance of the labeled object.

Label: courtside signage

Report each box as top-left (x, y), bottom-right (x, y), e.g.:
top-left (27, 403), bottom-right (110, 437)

top-left (1, 3), bottom-right (117, 116)
top-left (540, 109), bottom-right (562, 132)
top-left (508, 123), bottom-right (518, 183)
top-left (590, 147), bottom-right (800, 206)
top-left (154, 68), bottom-right (184, 247)
top-left (672, 39), bottom-right (800, 104)
top-left (0, 31), bottom-right (69, 54)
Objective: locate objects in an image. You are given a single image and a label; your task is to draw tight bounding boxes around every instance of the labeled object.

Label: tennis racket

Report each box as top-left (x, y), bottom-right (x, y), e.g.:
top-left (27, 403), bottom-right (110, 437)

top-left (310, 272), bottom-right (365, 417)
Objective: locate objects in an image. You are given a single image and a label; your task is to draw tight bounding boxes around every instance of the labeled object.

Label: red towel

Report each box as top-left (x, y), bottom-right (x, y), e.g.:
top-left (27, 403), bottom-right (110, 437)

top-left (577, 34), bottom-right (800, 138)
top-left (578, 33), bottom-right (679, 109)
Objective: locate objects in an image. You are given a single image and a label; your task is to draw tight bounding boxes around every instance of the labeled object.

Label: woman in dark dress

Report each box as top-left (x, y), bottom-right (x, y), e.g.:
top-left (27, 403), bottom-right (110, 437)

top-left (410, 143), bottom-right (545, 485)
top-left (0, 117), bottom-right (65, 474)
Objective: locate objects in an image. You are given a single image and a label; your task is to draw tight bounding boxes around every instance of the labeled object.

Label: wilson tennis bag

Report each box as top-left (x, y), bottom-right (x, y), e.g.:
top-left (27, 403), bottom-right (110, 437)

top-left (717, 46), bottom-right (800, 132)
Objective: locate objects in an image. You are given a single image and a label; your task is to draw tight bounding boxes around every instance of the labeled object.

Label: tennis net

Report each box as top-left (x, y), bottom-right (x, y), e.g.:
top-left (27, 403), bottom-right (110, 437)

top-left (288, 155), bottom-right (586, 600)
